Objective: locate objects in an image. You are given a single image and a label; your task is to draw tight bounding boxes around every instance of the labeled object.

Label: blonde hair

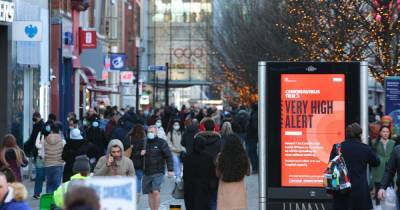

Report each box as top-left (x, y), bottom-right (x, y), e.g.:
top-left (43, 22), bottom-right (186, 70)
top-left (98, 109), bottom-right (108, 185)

top-left (11, 182), bottom-right (28, 201)
top-left (0, 134), bottom-right (26, 167)
top-left (220, 122), bottom-right (234, 136)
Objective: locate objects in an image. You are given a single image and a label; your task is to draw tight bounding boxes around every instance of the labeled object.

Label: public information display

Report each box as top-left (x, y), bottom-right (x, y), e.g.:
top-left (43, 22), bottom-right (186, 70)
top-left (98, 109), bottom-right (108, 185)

top-left (261, 62), bottom-right (366, 209)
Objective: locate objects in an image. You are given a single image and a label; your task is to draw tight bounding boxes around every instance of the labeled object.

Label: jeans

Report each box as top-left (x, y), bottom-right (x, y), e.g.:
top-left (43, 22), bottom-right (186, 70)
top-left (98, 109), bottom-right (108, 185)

top-left (45, 165), bottom-right (63, 193)
top-left (246, 139), bottom-right (259, 172)
top-left (172, 153), bottom-right (182, 179)
top-left (34, 167), bottom-right (45, 195)
top-left (210, 190), bottom-right (217, 210)
top-left (136, 169), bottom-right (144, 193)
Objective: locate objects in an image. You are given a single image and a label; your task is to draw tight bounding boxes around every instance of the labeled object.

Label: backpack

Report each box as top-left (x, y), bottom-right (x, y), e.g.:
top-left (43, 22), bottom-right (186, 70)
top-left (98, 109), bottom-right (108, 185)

top-left (323, 144), bottom-right (351, 194)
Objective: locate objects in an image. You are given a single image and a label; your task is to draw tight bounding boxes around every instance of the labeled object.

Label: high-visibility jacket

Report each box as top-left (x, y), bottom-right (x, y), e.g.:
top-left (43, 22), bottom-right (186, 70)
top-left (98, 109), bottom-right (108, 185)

top-left (53, 173), bottom-right (89, 207)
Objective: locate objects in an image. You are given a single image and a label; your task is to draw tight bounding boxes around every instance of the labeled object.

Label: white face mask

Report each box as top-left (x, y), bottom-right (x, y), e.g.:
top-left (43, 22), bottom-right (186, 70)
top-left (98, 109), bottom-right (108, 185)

top-left (147, 132), bottom-right (156, 140)
top-left (173, 125), bottom-right (180, 130)
top-left (156, 122), bottom-right (162, 128)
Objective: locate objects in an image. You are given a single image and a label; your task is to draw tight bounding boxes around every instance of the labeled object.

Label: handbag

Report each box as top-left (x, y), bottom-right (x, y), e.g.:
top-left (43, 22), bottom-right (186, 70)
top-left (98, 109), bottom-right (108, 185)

top-left (382, 187), bottom-right (398, 210)
top-left (172, 180), bottom-right (184, 199)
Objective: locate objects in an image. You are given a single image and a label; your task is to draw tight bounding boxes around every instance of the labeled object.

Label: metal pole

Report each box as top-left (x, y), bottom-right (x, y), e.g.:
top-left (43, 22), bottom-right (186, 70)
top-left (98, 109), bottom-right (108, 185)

top-left (165, 62), bottom-right (169, 107)
top-left (136, 49), bottom-right (140, 114)
top-left (153, 70), bottom-right (156, 107)
top-left (360, 61), bottom-right (369, 144)
top-left (258, 61), bottom-right (267, 210)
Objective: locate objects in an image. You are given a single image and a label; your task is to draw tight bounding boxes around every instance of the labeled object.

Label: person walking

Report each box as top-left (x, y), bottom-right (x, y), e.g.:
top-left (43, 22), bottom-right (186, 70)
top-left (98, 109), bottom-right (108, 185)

top-left (216, 134), bottom-right (250, 210)
top-left (371, 126), bottom-right (395, 207)
top-left (166, 119), bottom-right (185, 182)
top-left (246, 103), bottom-right (259, 173)
top-left (0, 134), bottom-right (28, 182)
top-left (329, 123), bottom-right (380, 210)
top-left (220, 122), bottom-right (234, 150)
top-left (142, 126), bottom-right (174, 210)
top-left (127, 124), bottom-right (146, 203)
top-left (43, 123), bottom-right (65, 193)
top-left (93, 139), bottom-right (135, 176)
top-left (181, 119), bottom-right (199, 155)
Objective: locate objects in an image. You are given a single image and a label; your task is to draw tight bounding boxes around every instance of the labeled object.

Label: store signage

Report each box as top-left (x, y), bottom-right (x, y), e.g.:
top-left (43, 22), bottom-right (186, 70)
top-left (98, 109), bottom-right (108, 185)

top-left (0, 1), bottom-right (14, 23)
top-left (12, 21), bottom-right (42, 41)
top-left (80, 29), bottom-right (97, 49)
top-left (120, 71), bottom-right (134, 83)
top-left (385, 77), bottom-right (400, 136)
top-left (109, 53), bottom-right (126, 71)
top-left (148, 65), bottom-right (166, 71)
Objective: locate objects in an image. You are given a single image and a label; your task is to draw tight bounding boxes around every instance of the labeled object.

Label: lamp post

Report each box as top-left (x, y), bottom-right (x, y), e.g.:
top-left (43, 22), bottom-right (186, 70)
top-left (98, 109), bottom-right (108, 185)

top-left (165, 62), bottom-right (169, 107)
top-left (136, 48), bottom-right (140, 114)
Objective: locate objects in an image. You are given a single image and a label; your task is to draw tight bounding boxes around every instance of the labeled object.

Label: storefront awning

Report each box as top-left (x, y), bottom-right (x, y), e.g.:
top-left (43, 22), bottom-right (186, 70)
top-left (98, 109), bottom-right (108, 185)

top-left (77, 67), bottom-right (96, 89)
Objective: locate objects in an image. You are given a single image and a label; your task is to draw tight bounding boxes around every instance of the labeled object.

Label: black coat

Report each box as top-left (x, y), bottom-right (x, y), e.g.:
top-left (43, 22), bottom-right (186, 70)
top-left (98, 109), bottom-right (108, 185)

top-left (329, 139), bottom-right (380, 210)
top-left (183, 142), bottom-right (217, 210)
top-left (194, 131), bottom-right (221, 159)
top-left (181, 125), bottom-right (199, 154)
top-left (143, 137), bottom-right (173, 175)
top-left (130, 137), bottom-right (145, 170)
top-left (62, 139), bottom-right (100, 182)
top-left (24, 120), bottom-right (45, 158)
top-left (380, 145), bottom-right (400, 190)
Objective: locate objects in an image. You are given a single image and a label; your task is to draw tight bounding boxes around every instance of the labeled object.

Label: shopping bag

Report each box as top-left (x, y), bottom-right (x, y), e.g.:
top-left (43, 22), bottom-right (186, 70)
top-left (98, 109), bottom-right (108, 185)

top-left (171, 180), bottom-right (184, 199)
top-left (382, 187), bottom-right (398, 210)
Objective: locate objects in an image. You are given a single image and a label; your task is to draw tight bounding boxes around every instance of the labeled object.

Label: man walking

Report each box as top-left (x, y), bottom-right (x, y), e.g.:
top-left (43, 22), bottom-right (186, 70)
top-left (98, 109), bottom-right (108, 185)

top-left (143, 126), bottom-right (174, 210)
top-left (94, 139), bottom-right (135, 176)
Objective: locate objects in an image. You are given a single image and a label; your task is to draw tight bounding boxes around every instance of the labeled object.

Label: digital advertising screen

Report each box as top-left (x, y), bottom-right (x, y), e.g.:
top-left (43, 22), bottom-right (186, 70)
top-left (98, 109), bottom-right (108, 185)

top-left (280, 74), bottom-right (345, 187)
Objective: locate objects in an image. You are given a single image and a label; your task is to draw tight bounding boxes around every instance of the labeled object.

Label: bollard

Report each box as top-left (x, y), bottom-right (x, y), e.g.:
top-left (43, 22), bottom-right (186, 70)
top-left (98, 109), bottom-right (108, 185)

top-left (169, 204), bottom-right (181, 210)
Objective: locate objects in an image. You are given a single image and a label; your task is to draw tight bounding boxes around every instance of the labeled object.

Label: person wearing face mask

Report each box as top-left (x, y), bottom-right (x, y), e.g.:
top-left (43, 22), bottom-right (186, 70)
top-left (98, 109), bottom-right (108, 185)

top-left (166, 119), bottom-right (185, 182)
top-left (86, 118), bottom-right (107, 155)
top-left (155, 119), bottom-right (167, 141)
top-left (143, 126), bottom-right (174, 210)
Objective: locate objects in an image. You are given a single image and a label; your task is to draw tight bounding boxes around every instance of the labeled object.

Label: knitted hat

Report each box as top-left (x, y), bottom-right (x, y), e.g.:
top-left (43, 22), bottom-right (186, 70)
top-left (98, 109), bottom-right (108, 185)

top-left (73, 155), bottom-right (91, 174)
top-left (70, 128), bottom-right (83, 140)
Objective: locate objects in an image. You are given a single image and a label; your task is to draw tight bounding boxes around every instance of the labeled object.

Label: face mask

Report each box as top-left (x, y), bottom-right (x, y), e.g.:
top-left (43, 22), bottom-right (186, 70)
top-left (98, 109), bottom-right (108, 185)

top-left (92, 121), bottom-right (99, 128)
top-left (147, 133), bottom-right (156, 140)
top-left (156, 122), bottom-right (162, 128)
top-left (144, 111), bottom-right (149, 117)
top-left (45, 125), bottom-right (51, 132)
top-left (83, 120), bottom-right (87, 126)
top-left (67, 117), bottom-right (70, 121)
top-left (32, 118), bottom-right (37, 122)
top-left (173, 125), bottom-right (180, 130)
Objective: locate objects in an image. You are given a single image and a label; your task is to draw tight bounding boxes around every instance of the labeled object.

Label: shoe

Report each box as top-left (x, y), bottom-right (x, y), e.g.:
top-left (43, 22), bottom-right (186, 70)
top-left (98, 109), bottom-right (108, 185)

top-left (32, 194), bottom-right (40, 199)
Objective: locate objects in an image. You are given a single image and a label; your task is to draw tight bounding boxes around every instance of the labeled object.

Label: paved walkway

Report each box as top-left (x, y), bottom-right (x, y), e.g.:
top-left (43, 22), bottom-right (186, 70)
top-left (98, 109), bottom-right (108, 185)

top-left (25, 174), bottom-right (260, 210)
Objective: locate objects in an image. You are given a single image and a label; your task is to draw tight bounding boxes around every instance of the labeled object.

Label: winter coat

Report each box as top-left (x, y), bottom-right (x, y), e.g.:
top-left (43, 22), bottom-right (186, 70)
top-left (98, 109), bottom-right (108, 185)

top-left (181, 125), bottom-right (199, 154)
top-left (247, 110), bottom-right (258, 140)
top-left (44, 134), bottom-right (64, 167)
top-left (183, 138), bottom-right (218, 210)
top-left (86, 127), bottom-right (108, 155)
top-left (380, 145), bottom-right (400, 190)
top-left (371, 138), bottom-right (395, 183)
top-left (143, 137), bottom-right (173, 176)
top-left (110, 120), bottom-right (133, 151)
top-left (24, 119), bottom-right (44, 158)
top-left (3, 149), bottom-right (28, 182)
top-left (194, 131), bottom-right (221, 159)
top-left (0, 183), bottom-right (31, 210)
top-left (94, 139), bottom-right (135, 176)
top-left (156, 127), bottom-right (167, 141)
top-left (167, 131), bottom-right (185, 154)
top-left (54, 173), bottom-right (89, 208)
top-left (130, 137), bottom-right (145, 170)
top-left (62, 139), bottom-right (100, 182)
top-left (329, 138), bottom-right (379, 210)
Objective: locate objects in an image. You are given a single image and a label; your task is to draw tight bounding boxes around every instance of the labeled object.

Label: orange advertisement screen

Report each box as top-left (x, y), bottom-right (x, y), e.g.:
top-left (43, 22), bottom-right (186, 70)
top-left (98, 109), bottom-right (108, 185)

top-left (281, 74), bottom-right (345, 187)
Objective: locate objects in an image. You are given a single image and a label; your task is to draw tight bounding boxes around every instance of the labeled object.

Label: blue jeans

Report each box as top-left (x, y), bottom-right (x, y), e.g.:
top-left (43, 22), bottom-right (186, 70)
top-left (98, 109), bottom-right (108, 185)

top-left (210, 190), bottom-right (217, 210)
top-left (246, 139), bottom-right (259, 171)
top-left (172, 153), bottom-right (182, 179)
top-left (34, 167), bottom-right (45, 195)
top-left (45, 166), bottom-right (63, 193)
top-left (136, 169), bottom-right (144, 193)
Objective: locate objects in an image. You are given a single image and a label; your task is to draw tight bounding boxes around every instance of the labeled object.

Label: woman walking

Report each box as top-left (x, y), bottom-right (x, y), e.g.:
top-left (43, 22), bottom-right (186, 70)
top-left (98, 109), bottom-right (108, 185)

top-left (0, 134), bottom-right (28, 182)
top-left (127, 124), bottom-right (146, 204)
top-left (216, 134), bottom-right (250, 210)
top-left (219, 122), bottom-right (234, 150)
top-left (167, 119), bottom-right (185, 182)
top-left (371, 126), bottom-right (395, 207)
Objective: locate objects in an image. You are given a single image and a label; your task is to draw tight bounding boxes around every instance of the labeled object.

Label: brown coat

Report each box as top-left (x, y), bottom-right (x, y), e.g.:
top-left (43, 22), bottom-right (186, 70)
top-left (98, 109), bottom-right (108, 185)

top-left (217, 179), bottom-right (248, 210)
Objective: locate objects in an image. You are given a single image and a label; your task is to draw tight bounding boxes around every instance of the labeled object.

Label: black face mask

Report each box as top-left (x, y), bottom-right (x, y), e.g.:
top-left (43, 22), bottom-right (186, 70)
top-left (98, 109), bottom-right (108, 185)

top-left (32, 118), bottom-right (37, 123)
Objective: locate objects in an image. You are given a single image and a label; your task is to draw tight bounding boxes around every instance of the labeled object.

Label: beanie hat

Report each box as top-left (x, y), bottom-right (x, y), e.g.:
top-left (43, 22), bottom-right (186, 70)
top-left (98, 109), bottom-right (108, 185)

top-left (73, 155), bottom-right (90, 174)
top-left (70, 128), bottom-right (83, 140)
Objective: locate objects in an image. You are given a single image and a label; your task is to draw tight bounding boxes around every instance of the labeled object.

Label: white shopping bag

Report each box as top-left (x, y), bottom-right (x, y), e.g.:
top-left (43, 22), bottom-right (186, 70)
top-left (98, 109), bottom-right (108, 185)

top-left (382, 187), bottom-right (398, 210)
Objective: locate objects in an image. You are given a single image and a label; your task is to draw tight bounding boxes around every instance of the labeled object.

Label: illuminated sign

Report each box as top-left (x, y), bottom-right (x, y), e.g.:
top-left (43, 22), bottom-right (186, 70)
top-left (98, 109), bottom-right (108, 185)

top-left (0, 1), bottom-right (14, 23)
top-left (280, 74), bottom-right (345, 187)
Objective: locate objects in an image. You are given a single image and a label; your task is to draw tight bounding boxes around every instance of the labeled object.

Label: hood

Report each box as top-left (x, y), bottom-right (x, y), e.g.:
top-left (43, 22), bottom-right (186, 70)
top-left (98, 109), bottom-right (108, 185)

top-left (106, 139), bottom-right (124, 155)
top-left (195, 131), bottom-right (221, 145)
top-left (185, 125), bottom-right (199, 133)
top-left (45, 134), bottom-right (62, 145)
top-left (70, 173), bottom-right (89, 180)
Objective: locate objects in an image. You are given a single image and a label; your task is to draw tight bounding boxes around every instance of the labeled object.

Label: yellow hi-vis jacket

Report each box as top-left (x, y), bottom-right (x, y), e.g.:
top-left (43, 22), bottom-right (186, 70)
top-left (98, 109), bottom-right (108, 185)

top-left (53, 173), bottom-right (89, 207)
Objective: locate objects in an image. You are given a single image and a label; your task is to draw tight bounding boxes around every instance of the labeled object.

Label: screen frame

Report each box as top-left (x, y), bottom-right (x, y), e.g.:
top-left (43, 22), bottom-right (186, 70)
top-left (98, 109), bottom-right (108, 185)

top-left (266, 62), bottom-right (361, 200)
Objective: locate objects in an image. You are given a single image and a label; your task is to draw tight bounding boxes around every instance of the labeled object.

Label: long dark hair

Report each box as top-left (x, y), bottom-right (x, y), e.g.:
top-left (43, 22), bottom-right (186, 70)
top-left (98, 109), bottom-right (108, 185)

top-left (0, 134), bottom-right (26, 167)
top-left (217, 134), bottom-right (249, 182)
top-left (128, 124), bottom-right (146, 142)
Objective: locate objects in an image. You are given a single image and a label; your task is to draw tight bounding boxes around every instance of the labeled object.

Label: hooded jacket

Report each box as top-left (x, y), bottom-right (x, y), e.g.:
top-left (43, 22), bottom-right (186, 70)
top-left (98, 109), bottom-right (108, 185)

top-left (194, 131), bottom-right (221, 159)
top-left (0, 183), bottom-right (31, 210)
top-left (44, 133), bottom-right (65, 167)
top-left (181, 125), bottom-right (199, 154)
top-left (94, 139), bottom-right (135, 176)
